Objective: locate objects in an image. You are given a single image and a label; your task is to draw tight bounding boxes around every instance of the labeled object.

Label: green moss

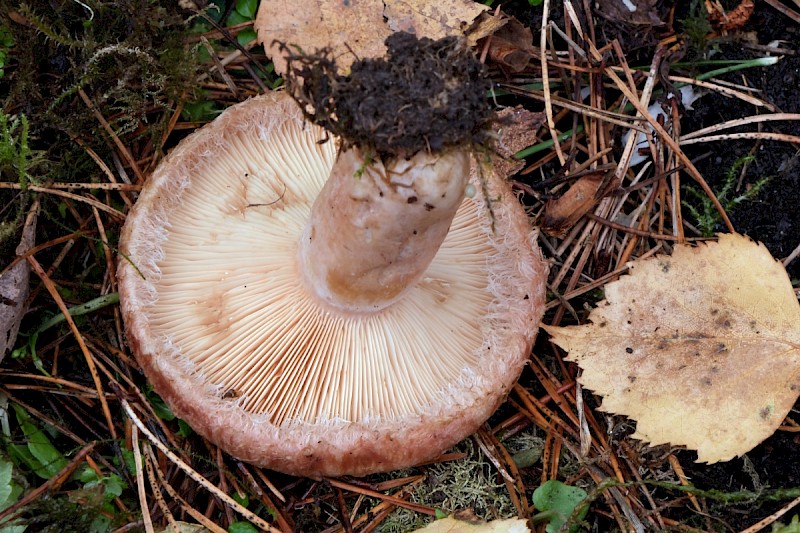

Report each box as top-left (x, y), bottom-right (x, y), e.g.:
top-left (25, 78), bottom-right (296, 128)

top-left (3, 0), bottom-right (204, 186)
top-left (683, 155), bottom-right (770, 237)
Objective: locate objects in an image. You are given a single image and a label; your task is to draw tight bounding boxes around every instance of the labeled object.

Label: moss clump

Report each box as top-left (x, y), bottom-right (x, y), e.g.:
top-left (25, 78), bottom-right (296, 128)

top-left (0, 0), bottom-right (204, 245)
top-left (2, 1), bottom-right (203, 180)
top-left (284, 32), bottom-right (493, 160)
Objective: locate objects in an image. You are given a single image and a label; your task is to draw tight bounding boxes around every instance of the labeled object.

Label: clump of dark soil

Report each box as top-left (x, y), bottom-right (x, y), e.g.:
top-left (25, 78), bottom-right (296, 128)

top-left (677, 5), bottom-right (800, 281)
top-left (284, 32), bottom-right (492, 159)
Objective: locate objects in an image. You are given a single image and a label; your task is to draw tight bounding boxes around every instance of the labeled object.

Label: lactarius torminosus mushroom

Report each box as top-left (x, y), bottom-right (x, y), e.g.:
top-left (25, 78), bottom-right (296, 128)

top-left (118, 34), bottom-right (548, 477)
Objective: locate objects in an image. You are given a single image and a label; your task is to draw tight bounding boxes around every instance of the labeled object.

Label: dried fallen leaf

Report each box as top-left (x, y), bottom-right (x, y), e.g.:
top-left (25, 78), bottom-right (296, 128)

top-left (490, 106), bottom-right (545, 179)
top-left (706, 0), bottom-right (756, 32)
top-left (480, 17), bottom-right (535, 73)
top-left (541, 171), bottom-right (614, 238)
top-left (255, 0), bottom-right (390, 77)
top-left (465, 11), bottom-right (508, 47)
top-left (0, 202), bottom-right (38, 361)
top-left (544, 233), bottom-right (800, 463)
top-left (255, 0), bottom-right (486, 76)
top-left (412, 514), bottom-right (530, 533)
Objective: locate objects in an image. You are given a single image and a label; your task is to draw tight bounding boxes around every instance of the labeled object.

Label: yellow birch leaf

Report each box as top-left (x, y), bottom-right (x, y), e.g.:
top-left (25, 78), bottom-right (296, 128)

top-left (255, 0), bottom-right (486, 76)
top-left (543, 233), bottom-right (800, 463)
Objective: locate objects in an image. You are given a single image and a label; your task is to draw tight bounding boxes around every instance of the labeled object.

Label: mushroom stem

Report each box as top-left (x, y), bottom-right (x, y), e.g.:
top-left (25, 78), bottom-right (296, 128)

top-left (299, 146), bottom-right (471, 313)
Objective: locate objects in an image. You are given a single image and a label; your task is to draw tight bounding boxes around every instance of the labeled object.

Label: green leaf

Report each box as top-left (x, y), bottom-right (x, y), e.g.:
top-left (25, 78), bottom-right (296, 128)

top-left (7, 443), bottom-right (42, 477)
top-left (532, 480), bottom-right (588, 533)
top-left (177, 420), bottom-right (193, 438)
top-left (181, 100), bottom-right (221, 123)
top-left (228, 522), bottom-right (258, 533)
top-left (102, 474), bottom-right (125, 499)
top-left (12, 405), bottom-right (67, 479)
top-left (89, 514), bottom-right (111, 533)
top-left (0, 26), bottom-right (13, 48)
top-left (236, 28), bottom-right (257, 46)
top-left (77, 465), bottom-right (99, 484)
top-left (118, 449), bottom-right (136, 477)
top-left (0, 460), bottom-right (12, 507)
top-left (235, 0), bottom-right (257, 19)
top-left (146, 389), bottom-right (175, 421)
top-left (231, 491), bottom-right (249, 507)
top-left (773, 515), bottom-right (800, 533)
top-left (226, 10), bottom-right (249, 26)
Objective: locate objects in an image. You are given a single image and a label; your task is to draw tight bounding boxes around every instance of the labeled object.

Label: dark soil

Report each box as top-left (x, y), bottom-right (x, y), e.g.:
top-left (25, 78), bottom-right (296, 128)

top-left (679, 9), bottom-right (800, 280)
top-left (674, 19), bottom-right (800, 527)
top-left (285, 32), bottom-right (493, 159)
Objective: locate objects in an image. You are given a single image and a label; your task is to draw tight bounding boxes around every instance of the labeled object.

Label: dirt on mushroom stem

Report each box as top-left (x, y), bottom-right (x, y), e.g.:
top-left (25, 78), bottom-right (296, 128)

top-left (282, 31), bottom-right (494, 160)
top-left (286, 32), bottom-right (497, 312)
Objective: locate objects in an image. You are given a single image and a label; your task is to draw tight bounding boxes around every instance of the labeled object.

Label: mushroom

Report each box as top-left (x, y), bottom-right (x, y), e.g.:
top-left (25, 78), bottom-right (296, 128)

top-left (118, 36), bottom-right (548, 478)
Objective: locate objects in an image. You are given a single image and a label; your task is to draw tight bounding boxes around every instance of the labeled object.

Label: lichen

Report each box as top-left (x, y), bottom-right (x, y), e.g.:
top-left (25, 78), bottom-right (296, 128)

top-left (378, 440), bottom-right (515, 532)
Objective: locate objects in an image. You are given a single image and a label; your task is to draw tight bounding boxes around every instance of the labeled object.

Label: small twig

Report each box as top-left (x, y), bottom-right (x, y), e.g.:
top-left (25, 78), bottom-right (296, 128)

top-left (596, 51), bottom-right (736, 232)
top-left (668, 454), bottom-right (702, 513)
top-left (236, 462), bottom-right (293, 531)
top-left (669, 76), bottom-right (774, 109)
top-left (782, 241), bottom-right (800, 267)
top-left (131, 426), bottom-right (155, 533)
top-left (70, 135), bottom-right (133, 208)
top-left (763, 0), bottom-right (800, 23)
top-left (0, 182), bottom-right (125, 219)
top-left (92, 207), bottom-right (117, 292)
top-left (335, 487), bottom-right (353, 533)
top-left (681, 132), bottom-right (800, 146)
top-left (585, 212), bottom-right (681, 240)
top-left (26, 255), bottom-right (118, 440)
top-left (78, 89), bottom-right (144, 183)
top-left (502, 85), bottom-right (641, 130)
top-left (324, 478), bottom-right (437, 516)
top-left (4, 181), bottom-right (139, 190)
top-left (144, 447), bottom-right (180, 533)
top-left (681, 113), bottom-right (800, 140)
top-left (739, 494), bottom-right (800, 532)
top-left (0, 230), bottom-right (86, 279)
top-left (147, 444), bottom-right (228, 533)
top-left (119, 396), bottom-right (282, 532)
top-left (540, 0), bottom-right (565, 165)
top-left (201, 36), bottom-right (239, 98)
top-left (252, 467), bottom-right (287, 503)
top-left (0, 387), bottom-right (88, 447)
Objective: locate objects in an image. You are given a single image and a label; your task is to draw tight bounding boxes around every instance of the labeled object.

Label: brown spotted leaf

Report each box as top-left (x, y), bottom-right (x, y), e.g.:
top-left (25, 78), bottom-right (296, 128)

top-left (256, 0), bottom-right (486, 76)
top-left (544, 233), bottom-right (800, 463)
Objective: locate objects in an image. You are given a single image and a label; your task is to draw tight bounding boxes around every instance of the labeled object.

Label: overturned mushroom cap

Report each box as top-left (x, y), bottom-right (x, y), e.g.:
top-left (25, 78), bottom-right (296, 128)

top-left (118, 92), bottom-right (547, 478)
